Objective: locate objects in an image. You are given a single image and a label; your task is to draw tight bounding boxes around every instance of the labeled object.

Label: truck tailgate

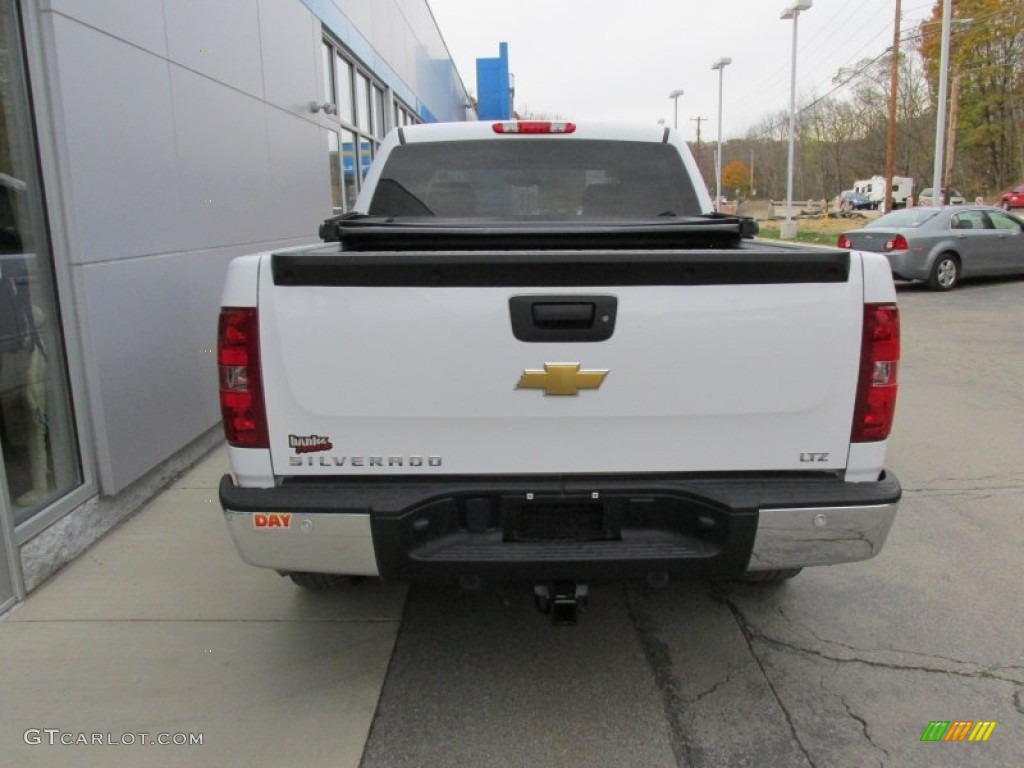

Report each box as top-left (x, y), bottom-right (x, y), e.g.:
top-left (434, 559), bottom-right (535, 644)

top-left (258, 248), bottom-right (863, 476)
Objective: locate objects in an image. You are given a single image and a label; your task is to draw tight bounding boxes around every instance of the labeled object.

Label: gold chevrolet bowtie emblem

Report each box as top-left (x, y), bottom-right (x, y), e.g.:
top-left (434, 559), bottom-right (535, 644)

top-left (516, 363), bottom-right (609, 396)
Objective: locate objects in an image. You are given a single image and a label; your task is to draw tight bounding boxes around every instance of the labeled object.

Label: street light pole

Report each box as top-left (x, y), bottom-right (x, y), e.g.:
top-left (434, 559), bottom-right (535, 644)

top-left (931, 0), bottom-right (952, 204)
top-left (780, 1), bottom-right (812, 239)
top-left (711, 57), bottom-right (731, 212)
top-left (668, 88), bottom-right (684, 130)
top-left (884, 0), bottom-right (901, 214)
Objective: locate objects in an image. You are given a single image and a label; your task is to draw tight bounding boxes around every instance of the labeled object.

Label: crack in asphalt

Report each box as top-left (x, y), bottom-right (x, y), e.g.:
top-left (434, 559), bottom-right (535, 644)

top-left (840, 695), bottom-right (889, 766)
top-left (774, 605), bottom-right (1022, 678)
top-left (902, 488), bottom-right (1024, 503)
top-left (624, 587), bottom-right (693, 768)
top-left (907, 472), bottom-right (1024, 486)
top-left (723, 598), bottom-right (816, 768)
top-left (900, 477), bottom-right (1024, 496)
top-left (742, 630), bottom-right (1024, 686)
top-left (1014, 689), bottom-right (1024, 717)
top-left (692, 671), bottom-right (734, 704)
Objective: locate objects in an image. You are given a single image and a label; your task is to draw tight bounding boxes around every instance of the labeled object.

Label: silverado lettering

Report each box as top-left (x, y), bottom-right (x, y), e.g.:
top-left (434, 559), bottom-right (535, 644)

top-left (287, 456), bottom-right (443, 467)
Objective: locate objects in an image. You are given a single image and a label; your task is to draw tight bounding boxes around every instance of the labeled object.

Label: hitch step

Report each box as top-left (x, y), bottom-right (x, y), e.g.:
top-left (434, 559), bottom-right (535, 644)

top-left (534, 582), bottom-right (589, 625)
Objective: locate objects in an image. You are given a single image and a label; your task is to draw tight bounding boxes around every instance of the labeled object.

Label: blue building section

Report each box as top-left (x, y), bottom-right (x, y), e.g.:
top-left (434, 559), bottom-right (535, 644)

top-left (300, 0), bottom-right (469, 123)
top-left (476, 42), bottom-right (512, 120)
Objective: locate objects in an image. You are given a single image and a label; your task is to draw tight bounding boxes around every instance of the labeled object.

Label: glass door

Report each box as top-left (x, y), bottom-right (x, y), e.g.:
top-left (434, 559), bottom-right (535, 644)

top-left (0, 0), bottom-right (81, 537)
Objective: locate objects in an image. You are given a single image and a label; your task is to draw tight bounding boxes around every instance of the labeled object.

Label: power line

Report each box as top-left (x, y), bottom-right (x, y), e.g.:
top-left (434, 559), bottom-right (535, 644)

top-left (794, 5), bottom-right (1022, 118)
top-left (734, 0), bottom-right (915, 112)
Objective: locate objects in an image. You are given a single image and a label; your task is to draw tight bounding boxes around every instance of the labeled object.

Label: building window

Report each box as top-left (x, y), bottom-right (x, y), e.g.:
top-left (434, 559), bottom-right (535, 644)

top-left (334, 55), bottom-right (353, 126)
top-left (355, 72), bottom-right (371, 135)
top-left (321, 33), bottom-right (420, 210)
top-left (0, 1), bottom-right (81, 526)
top-left (373, 86), bottom-right (385, 139)
top-left (321, 42), bottom-right (334, 105)
top-left (326, 130), bottom-right (342, 214)
top-left (340, 129), bottom-right (359, 209)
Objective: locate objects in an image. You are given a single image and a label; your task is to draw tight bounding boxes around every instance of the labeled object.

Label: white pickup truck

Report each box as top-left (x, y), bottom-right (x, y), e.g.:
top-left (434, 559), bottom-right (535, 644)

top-left (217, 121), bottom-right (901, 616)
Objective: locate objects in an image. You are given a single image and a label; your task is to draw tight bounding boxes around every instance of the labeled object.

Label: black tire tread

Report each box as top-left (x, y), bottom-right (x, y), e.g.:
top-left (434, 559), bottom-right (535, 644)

top-left (287, 572), bottom-right (361, 590)
top-left (927, 252), bottom-right (960, 291)
top-left (739, 568), bottom-right (803, 583)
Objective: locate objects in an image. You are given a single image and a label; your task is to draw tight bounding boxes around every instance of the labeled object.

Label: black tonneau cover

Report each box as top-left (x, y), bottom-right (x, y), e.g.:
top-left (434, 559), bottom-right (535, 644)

top-left (294, 214), bottom-right (848, 288)
top-left (319, 214), bottom-right (759, 251)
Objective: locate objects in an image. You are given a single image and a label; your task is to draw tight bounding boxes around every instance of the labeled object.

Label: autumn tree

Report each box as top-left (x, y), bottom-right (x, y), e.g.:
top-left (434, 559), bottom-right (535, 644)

top-left (722, 159), bottom-right (752, 197)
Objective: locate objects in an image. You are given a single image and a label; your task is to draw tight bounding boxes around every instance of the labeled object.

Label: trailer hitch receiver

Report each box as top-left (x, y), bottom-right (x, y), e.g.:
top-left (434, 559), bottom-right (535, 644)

top-left (534, 582), bottom-right (589, 625)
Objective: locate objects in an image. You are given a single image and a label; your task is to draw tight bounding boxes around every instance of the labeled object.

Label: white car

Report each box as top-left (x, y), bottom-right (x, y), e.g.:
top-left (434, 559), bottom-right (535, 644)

top-left (918, 187), bottom-right (965, 205)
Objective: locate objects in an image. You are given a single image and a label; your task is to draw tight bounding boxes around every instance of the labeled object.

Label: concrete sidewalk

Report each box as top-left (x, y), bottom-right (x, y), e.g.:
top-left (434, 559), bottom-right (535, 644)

top-left (0, 445), bottom-right (406, 767)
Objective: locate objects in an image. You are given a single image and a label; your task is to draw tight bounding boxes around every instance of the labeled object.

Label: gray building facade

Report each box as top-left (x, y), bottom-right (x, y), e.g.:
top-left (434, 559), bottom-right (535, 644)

top-left (0, 0), bottom-right (472, 613)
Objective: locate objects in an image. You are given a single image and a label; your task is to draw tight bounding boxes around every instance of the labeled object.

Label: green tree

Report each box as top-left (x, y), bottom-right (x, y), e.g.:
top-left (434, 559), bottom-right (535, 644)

top-left (918, 0), bottom-right (1024, 192)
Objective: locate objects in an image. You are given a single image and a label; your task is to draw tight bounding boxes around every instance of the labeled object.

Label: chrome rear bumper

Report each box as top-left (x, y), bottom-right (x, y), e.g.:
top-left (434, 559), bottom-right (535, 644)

top-left (220, 473), bottom-right (900, 579)
top-left (747, 503), bottom-right (898, 570)
top-left (223, 509), bottom-right (379, 576)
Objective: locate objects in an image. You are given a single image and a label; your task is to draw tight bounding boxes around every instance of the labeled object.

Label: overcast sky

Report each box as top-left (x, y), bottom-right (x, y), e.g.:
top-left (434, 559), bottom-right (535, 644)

top-left (426, 0), bottom-right (938, 140)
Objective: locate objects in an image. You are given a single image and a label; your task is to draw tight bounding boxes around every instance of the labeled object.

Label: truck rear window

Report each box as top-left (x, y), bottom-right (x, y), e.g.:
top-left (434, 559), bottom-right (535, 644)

top-left (368, 139), bottom-right (701, 218)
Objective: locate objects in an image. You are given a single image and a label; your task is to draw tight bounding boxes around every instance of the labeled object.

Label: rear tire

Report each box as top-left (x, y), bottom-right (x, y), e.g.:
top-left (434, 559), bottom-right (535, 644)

top-left (287, 572), bottom-right (362, 590)
top-left (927, 253), bottom-right (960, 291)
top-left (739, 568), bottom-right (803, 583)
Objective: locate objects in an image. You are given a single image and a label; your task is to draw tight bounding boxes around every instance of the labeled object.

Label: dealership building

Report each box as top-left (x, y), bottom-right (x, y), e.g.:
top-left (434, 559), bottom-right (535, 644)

top-left (0, 0), bottom-right (480, 612)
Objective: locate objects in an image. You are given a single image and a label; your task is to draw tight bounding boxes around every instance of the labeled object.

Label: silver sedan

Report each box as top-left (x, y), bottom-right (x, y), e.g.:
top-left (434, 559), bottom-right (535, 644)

top-left (838, 206), bottom-right (1024, 290)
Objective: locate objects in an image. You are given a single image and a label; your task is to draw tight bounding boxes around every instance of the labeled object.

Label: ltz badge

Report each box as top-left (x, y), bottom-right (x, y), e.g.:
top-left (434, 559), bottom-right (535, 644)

top-left (516, 363), bottom-right (609, 396)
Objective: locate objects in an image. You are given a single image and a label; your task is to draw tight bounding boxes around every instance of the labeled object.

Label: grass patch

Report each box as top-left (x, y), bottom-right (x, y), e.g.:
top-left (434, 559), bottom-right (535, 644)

top-left (756, 219), bottom-right (849, 246)
top-left (761, 222), bottom-right (839, 246)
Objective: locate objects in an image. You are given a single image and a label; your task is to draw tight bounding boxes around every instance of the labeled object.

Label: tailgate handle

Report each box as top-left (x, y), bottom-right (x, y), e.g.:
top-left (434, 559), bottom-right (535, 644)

top-left (509, 295), bottom-right (617, 342)
top-left (532, 302), bottom-right (595, 328)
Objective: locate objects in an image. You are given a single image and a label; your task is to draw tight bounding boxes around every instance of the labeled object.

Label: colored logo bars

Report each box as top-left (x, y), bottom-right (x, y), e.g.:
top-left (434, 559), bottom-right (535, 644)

top-left (920, 721), bottom-right (997, 742)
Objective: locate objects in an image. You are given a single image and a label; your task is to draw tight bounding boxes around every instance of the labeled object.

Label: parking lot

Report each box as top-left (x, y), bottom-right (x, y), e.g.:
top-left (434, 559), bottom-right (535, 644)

top-left (2, 277), bottom-right (1022, 767)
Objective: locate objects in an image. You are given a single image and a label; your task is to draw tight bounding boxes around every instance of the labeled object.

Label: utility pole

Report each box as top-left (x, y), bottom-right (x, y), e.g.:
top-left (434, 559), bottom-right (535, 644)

top-left (691, 116), bottom-right (707, 179)
top-left (942, 72), bottom-right (960, 201)
top-left (931, 0), bottom-right (953, 208)
top-left (883, 0), bottom-right (901, 213)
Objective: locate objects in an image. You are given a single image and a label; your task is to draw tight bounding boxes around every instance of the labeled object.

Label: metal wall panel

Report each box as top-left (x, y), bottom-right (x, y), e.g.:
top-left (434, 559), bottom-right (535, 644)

top-left (78, 256), bottom-right (210, 493)
top-left (49, 16), bottom-right (187, 265)
top-left (168, 68), bottom-right (278, 250)
top-left (265, 107), bottom-right (329, 236)
top-left (35, 0), bottom-right (468, 496)
top-left (164, 0), bottom-right (264, 99)
top-left (44, 0), bottom-right (167, 56)
top-left (257, 0), bottom-right (320, 112)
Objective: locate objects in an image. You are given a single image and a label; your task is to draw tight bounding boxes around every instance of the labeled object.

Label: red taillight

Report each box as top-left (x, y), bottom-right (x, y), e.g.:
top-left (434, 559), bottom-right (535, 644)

top-left (837, 234), bottom-right (852, 248)
top-left (851, 303), bottom-right (899, 442)
top-left (492, 121), bottom-right (576, 134)
top-left (884, 234), bottom-right (908, 251)
top-left (218, 307), bottom-right (268, 448)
